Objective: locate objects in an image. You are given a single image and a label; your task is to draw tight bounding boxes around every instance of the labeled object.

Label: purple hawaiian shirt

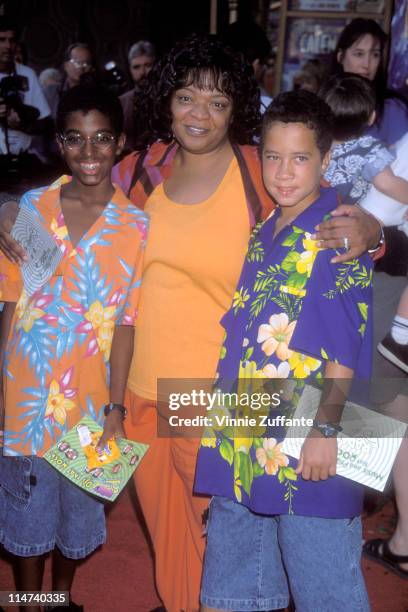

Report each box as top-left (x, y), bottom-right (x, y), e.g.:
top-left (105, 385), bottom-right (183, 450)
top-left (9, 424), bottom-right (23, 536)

top-left (194, 187), bottom-right (373, 518)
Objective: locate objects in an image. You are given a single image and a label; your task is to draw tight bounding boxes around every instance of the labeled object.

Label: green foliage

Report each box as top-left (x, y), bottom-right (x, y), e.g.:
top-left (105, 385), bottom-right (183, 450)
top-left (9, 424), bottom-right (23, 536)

top-left (286, 272), bottom-right (307, 289)
top-left (253, 462), bottom-right (264, 477)
top-left (219, 439), bottom-right (234, 465)
top-left (281, 251), bottom-right (301, 273)
top-left (324, 261), bottom-right (372, 299)
top-left (358, 302), bottom-right (368, 321)
top-left (239, 451), bottom-right (254, 496)
top-left (246, 239), bottom-right (265, 263)
top-left (271, 293), bottom-right (303, 321)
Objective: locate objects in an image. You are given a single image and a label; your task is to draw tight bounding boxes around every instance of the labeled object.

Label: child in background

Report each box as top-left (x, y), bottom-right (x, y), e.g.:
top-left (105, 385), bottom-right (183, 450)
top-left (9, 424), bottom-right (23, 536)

top-left (321, 73), bottom-right (408, 372)
top-left (0, 84), bottom-right (148, 612)
top-left (195, 90), bottom-right (372, 612)
top-left (321, 72), bottom-right (408, 221)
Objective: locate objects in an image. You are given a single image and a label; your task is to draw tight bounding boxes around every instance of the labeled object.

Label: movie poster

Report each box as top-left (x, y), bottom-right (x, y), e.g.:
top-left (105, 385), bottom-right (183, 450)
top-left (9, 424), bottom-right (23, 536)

top-left (281, 17), bottom-right (345, 91)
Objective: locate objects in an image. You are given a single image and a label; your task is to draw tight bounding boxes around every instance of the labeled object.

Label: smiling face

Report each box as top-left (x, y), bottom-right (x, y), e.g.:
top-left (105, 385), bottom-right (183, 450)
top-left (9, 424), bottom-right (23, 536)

top-left (58, 109), bottom-right (124, 189)
top-left (170, 82), bottom-right (233, 155)
top-left (262, 121), bottom-right (329, 216)
top-left (338, 34), bottom-right (382, 81)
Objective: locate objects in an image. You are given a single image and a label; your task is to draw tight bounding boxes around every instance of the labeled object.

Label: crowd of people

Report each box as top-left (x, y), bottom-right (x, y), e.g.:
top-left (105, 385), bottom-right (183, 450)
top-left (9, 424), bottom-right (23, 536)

top-left (0, 12), bottom-right (407, 612)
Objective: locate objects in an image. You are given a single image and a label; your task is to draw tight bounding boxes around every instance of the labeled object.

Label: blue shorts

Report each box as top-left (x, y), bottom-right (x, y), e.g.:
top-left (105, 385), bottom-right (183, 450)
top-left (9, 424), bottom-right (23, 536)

top-left (201, 496), bottom-right (371, 612)
top-left (0, 455), bottom-right (106, 559)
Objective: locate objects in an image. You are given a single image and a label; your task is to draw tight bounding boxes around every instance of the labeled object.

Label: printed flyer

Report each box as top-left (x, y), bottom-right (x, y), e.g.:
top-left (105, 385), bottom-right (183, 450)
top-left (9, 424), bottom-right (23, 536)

top-left (281, 385), bottom-right (407, 491)
top-left (44, 415), bottom-right (149, 501)
top-left (10, 206), bottom-right (63, 295)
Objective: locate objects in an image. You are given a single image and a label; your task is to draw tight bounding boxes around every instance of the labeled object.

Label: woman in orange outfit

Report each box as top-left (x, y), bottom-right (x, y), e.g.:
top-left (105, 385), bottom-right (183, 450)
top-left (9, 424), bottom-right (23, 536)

top-left (113, 35), bottom-right (273, 612)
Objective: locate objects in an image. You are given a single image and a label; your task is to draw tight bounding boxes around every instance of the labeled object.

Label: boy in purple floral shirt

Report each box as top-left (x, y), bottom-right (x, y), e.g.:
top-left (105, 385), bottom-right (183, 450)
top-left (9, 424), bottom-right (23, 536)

top-left (195, 91), bottom-right (372, 612)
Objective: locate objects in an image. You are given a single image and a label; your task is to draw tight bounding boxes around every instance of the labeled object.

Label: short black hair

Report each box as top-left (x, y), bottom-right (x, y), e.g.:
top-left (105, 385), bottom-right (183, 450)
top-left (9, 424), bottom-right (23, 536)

top-left (137, 33), bottom-right (261, 148)
top-left (0, 17), bottom-right (18, 37)
top-left (261, 90), bottom-right (333, 156)
top-left (56, 84), bottom-right (124, 135)
top-left (319, 73), bottom-right (376, 140)
top-left (64, 42), bottom-right (93, 63)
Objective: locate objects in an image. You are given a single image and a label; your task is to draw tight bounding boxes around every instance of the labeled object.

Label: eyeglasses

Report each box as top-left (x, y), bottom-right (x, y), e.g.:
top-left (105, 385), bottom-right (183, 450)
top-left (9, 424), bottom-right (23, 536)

top-left (59, 133), bottom-right (117, 149)
top-left (68, 58), bottom-right (92, 69)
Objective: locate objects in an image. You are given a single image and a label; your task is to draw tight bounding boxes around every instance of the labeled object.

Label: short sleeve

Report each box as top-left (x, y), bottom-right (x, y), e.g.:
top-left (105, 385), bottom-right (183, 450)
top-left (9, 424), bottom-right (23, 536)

top-left (116, 214), bottom-right (147, 326)
top-left (24, 67), bottom-right (50, 119)
top-left (0, 252), bottom-right (22, 302)
top-left (289, 249), bottom-right (373, 377)
top-left (361, 141), bottom-right (395, 182)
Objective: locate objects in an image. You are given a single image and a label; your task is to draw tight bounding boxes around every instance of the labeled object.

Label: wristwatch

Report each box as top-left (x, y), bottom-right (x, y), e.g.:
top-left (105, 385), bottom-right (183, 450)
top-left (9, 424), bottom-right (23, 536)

top-left (312, 420), bottom-right (342, 438)
top-left (103, 402), bottom-right (127, 420)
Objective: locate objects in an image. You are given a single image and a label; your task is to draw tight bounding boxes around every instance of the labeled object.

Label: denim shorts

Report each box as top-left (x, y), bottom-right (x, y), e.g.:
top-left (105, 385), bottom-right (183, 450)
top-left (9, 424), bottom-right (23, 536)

top-left (201, 496), bottom-right (371, 612)
top-left (0, 455), bottom-right (106, 559)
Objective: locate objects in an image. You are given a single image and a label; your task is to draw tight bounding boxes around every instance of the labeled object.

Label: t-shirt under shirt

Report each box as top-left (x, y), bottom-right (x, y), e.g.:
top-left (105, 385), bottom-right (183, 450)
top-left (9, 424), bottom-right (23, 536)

top-left (127, 157), bottom-right (251, 400)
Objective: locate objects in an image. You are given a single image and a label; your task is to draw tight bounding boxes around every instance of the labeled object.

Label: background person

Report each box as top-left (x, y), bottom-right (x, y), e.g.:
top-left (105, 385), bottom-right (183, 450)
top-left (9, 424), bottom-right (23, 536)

top-left (223, 19), bottom-right (273, 111)
top-left (333, 17), bottom-right (408, 146)
top-left (0, 18), bottom-right (50, 173)
top-left (43, 43), bottom-right (94, 120)
top-left (120, 40), bottom-right (156, 151)
top-left (126, 40), bottom-right (156, 91)
top-left (332, 16), bottom-right (408, 582)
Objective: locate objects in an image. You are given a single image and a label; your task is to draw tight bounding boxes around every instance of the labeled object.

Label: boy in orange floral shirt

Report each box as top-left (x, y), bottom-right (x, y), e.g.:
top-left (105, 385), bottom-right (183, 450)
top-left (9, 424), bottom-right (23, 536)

top-left (0, 84), bottom-right (148, 612)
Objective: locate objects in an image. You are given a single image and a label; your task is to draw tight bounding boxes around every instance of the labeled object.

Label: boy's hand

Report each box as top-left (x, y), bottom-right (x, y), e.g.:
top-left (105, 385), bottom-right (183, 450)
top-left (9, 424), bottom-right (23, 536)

top-left (96, 410), bottom-right (125, 451)
top-left (296, 434), bottom-right (337, 481)
top-left (312, 204), bottom-right (381, 263)
top-left (0, 200), bottom-right (27, 264)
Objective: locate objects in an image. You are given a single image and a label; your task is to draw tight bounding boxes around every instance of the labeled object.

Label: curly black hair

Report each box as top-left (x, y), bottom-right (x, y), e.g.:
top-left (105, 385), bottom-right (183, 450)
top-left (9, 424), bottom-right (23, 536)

top-left (56, 83), bottom-right (124, 135)
top-left (136, 33), bottom-right (261, 148)
top-left (261, 90), bottom-right (334, 156)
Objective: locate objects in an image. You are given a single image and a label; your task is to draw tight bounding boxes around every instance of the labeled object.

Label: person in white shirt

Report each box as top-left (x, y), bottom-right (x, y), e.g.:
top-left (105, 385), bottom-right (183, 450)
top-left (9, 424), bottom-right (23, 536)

top-left (0, 18), bottom-right (50, 157)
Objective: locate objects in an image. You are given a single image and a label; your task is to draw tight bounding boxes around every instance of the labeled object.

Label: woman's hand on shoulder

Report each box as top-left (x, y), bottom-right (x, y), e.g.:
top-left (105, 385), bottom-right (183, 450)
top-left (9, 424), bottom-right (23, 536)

top-left (312, 204), bottom-right (382, 263)
top-left (0, 200), bottom-right (26, 264)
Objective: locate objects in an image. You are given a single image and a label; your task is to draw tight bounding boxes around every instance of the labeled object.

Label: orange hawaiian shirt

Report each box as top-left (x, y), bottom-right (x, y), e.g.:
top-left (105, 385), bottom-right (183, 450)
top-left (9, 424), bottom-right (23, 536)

top-left (0, 176), bottom-right (148, 456)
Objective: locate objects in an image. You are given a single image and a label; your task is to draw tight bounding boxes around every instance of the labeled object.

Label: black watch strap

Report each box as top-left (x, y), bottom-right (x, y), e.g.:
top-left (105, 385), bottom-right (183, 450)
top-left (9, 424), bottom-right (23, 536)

top-left (312, 419), bottom-right (342, 438)
top-left (104, 402), bottom-right (127, 420)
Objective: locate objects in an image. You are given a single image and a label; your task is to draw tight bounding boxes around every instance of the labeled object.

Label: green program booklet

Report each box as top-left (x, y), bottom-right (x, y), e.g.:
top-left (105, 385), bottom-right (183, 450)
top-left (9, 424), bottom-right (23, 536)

top-left (43, 415), bottom-right (149, 501)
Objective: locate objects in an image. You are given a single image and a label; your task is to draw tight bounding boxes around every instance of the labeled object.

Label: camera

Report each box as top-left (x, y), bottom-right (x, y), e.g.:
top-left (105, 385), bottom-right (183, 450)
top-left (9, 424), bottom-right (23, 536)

top-left (0, 74), bottom-right (40, 126)
top-left (103, 61), bottom-right (128, 95)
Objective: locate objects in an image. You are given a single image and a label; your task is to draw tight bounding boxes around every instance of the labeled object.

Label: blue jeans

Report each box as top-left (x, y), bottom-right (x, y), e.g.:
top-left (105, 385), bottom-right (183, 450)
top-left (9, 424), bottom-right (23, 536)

top-left (0, 455), bottom-right (106, 559)
top-left (201, 496), bottom-right (371, 612)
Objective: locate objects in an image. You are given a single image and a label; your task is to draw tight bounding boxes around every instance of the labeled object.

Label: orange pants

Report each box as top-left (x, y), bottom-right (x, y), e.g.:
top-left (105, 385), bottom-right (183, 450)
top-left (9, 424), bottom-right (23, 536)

top-left (125, 391), bottom-right (209, 612)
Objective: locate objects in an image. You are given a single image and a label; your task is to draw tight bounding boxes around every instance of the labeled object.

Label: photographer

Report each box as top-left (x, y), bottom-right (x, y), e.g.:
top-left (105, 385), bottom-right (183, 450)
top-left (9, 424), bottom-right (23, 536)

top-left (0, 18), bottom-right (50, 176)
